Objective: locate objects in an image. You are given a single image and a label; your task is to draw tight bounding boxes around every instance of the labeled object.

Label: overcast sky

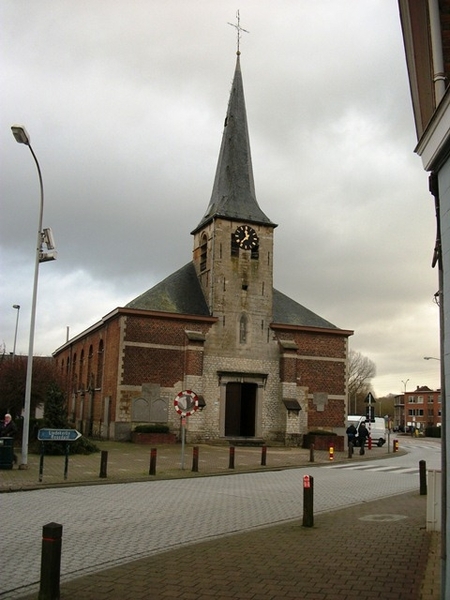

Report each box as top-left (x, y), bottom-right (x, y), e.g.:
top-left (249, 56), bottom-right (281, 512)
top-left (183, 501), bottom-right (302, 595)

top-left (0, 1), bottom-right (440, 398)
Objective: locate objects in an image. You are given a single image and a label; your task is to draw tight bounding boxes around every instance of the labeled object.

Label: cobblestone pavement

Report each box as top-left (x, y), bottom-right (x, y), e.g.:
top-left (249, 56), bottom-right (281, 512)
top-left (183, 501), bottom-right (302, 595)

top-left (0, 437), bottom-right (442, 599)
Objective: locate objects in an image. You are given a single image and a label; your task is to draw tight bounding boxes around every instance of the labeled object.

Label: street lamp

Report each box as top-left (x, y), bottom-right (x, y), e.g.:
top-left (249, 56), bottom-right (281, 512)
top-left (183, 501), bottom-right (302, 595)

top-left (401, 379), bottom-right (409, 432)
top-left (12, 305), bottom-right (20, 360)
top-left (424, 356), bottom-right (441, 361)
top-left (11, 125), bottom-right (57, 469)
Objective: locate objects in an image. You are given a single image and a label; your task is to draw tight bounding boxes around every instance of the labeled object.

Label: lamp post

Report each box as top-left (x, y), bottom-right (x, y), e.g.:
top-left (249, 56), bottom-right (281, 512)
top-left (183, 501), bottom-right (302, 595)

top-left (401, 379), bottom-right (409, 432)
top-left (424, 356), bottom-right (441, 361)
top-left (12, 304), bottom-right (20, 360)
top-left (11, 125), bottom-right (56, 469)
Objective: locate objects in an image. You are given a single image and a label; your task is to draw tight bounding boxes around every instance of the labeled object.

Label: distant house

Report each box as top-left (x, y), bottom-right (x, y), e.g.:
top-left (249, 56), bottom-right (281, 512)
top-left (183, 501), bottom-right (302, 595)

top-left (394, 385), bottom-right (441, 431)
top-left (53, 53), bottom-right (353, 444)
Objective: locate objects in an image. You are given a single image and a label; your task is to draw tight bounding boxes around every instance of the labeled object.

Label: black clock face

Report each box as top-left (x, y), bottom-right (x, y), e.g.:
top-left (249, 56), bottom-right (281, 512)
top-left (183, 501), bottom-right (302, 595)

top-left (234, 225), bottom-right (259, 250)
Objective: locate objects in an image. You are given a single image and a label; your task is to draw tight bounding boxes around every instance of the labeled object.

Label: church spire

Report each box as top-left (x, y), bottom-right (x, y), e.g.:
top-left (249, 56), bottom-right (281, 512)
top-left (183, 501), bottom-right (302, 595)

top-left (192, 54), bottom-right (276, 234)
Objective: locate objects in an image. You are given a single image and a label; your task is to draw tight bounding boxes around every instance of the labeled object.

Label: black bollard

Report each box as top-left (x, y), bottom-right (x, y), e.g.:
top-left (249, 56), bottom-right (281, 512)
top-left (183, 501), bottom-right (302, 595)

top-left (309, 443), bottom-right (315, 463)
top-left (302, 475), bottom-right (314, 527)
top-left (99, 450), bottom-right (108, 478)
top-left (149, 448), bottom-right (157, 476)
top-left (192, 446), bottom-right (199, 472)
top-left (39, 522), bottom-right (63, 600)
top-left (419, 459), bottom-right (427, 495)
top-left (229, 446), bottom-right (235, 469)
top-left (261, 445), bottom-right (267, 466)
top-left (348, 442), bottom-right (353, 458)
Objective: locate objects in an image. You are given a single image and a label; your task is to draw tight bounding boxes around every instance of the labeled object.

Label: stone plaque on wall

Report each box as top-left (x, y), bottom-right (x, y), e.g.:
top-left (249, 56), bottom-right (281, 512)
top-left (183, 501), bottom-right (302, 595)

top-left (313, 392), bottom-right (328, 412)
top-left (132, 397), bottom-right (150, 422)
top-left (149, 398), bottom-right (168, 422)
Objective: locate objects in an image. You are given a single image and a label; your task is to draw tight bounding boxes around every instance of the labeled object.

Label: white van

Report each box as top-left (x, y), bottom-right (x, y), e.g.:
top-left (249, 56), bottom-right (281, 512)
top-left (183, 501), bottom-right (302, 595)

top-left (347, 415), bottom-right (386, 447)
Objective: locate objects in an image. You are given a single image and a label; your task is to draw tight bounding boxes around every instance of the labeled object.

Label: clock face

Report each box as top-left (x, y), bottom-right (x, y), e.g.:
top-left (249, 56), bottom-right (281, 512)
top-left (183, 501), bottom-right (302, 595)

top-left (234, 225), bottom-right (259, 250)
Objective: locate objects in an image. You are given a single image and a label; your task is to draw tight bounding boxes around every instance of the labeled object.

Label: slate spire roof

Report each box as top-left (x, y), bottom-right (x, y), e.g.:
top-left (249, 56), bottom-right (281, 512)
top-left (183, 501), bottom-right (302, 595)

top-left (192, 54), bottom-right (276, 234)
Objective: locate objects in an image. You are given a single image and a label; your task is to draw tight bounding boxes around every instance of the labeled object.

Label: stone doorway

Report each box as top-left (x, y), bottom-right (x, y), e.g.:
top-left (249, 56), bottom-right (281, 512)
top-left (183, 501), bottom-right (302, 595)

top-left (225, 382), bottom-right (257, 437)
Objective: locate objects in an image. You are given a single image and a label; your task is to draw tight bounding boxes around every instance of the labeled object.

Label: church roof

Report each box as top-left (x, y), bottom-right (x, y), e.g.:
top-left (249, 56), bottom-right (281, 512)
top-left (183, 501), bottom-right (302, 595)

top-left (192, 54), bottom-right (276, 234)
top-left (126, 262), bottom-right (338, 330)
top-left (126, 262), bottom-right (210, 316)
top-left (272, 289), bottom-right (338, 329)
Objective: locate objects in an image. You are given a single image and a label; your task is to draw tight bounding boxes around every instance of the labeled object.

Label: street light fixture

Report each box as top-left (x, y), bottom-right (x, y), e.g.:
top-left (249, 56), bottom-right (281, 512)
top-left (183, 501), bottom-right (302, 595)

top-left (401, 379), bottom-right (409, 432)
top-left (11, 124), bottom-right (57, 469)
top-left (424, 356), bottom-right (441, 361)
top-left (12, 305), bottom-right (20, 360)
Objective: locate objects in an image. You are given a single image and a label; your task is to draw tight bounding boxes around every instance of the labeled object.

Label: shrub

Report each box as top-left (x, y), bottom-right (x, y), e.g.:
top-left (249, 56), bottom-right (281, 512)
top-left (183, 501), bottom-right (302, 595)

top-left (134, 424), bottom-right (170, 434)
top-left (425, 426), bottom-right (442, 438)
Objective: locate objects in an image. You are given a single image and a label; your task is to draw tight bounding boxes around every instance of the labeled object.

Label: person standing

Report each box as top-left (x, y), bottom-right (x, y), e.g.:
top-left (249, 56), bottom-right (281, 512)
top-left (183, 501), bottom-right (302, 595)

top-left (346, 423), bottom-right (357, 448)
top-left (0, 414), bottom-right (18, 464)
top-left (358, 421), bottom-right (369, 455)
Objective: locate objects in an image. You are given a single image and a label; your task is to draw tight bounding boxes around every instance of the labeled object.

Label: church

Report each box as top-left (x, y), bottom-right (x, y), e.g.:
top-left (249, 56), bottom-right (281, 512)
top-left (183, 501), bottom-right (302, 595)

top-left (53, 51), bottom-right (353, 445)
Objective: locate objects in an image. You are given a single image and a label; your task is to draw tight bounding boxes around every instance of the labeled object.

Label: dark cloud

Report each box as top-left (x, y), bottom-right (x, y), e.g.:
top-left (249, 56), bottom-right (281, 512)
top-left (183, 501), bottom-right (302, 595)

top-left (0, 0), bottom-right (439, 395)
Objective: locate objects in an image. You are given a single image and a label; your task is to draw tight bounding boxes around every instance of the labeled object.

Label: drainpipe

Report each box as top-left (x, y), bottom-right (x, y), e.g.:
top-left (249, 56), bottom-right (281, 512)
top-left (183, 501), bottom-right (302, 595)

top-left (428, 0), bottom-right (446, 104)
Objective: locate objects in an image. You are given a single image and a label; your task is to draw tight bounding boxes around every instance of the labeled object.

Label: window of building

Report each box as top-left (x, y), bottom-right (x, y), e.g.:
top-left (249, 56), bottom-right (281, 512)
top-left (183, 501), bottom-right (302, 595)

top-left (409, 396), bottom-right (416, 403)
top-left (428, 395), bottom-right (434, 403)
top-left (417, 396), bottom-right (424, 404)
top-left (239, 314), bottom-right (247, 344)
top-left (231, 233), bottom-right (239, 256)
top-left (200, 234), bottom-right (208, 271)
top-left (79, 349), bottom-right (84, 389)
top-left (96, 340), bottom-right (104, 388)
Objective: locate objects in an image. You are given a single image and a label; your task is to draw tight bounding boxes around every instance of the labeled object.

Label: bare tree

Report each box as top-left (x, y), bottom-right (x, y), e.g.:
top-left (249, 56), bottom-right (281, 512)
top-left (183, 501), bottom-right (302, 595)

top-left (347, 350), bottom-right (376, 413)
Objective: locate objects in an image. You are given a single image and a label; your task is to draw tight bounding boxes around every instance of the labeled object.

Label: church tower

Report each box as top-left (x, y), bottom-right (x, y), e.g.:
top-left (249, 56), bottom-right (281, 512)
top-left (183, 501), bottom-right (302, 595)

top-left (191, 53), bottom-right (277, 361)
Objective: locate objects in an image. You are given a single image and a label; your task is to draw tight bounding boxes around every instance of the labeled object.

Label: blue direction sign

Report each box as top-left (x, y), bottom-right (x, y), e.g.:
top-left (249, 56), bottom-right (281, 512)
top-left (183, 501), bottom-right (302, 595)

top-left (38, 428), bottom-right (82, 442)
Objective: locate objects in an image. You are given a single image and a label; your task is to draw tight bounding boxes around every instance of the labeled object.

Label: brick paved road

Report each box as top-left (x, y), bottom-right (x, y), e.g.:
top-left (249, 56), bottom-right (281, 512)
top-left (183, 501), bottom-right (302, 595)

top-left (1, 439), bottom-right (441, 599)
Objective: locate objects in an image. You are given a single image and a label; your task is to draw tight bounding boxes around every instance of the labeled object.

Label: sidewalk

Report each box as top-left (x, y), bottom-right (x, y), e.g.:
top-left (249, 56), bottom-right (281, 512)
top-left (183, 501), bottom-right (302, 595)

top-left (1, 440), bottom-right (441, 600)
top-left (0, 439), bottom-right (400, 492)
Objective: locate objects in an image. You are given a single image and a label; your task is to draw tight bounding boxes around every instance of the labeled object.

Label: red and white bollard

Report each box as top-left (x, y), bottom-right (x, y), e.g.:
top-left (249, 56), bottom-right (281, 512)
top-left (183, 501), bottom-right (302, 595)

top-left (329, 446), bottom-right (334, 461)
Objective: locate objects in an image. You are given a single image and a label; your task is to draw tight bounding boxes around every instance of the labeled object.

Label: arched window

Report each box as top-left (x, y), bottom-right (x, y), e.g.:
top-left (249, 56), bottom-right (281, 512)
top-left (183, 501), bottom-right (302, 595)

top-left (239, 314), bottom-right (247, 344)
top-left (200, 234), bottom-right (208, 271)
top-left (87, 345), bottom-right (94, 390)
top-left (79, 349), bottom-right (84, 390)
top-left (96, 340), bottom-right (104, 388)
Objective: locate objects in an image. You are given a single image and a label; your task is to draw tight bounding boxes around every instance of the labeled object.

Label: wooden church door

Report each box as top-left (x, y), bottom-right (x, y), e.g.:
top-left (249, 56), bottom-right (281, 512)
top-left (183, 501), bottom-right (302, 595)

top-left (225, 382), bottom-right (257, 437)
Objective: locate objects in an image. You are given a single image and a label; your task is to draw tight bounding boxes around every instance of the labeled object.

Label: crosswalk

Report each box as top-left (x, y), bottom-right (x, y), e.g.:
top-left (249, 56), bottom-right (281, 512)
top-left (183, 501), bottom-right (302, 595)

top-left (324, 463), bottom-right (418, 475)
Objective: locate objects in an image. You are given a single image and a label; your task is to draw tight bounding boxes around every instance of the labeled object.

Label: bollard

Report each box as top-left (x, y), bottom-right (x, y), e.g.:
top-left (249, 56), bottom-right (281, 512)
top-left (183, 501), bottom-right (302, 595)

top-left (393, 439), bottom-right (399, 453)
top-left (39, 522), bottom-right (63, 600)
top-left (229, 445), bottom-right (235, 469)
top-left (302, 475), bottom-right (314, 527)
top-left (99, 450), bottom-right (108, 479)
top-left (192, 446), bottom-right (199, 472)
top-left (149, 448), bottom-right (157, 476)
top-left (419, 459), bottom-right (427, 495)
top-left (368, 436), bottom-right (372, 450)
top-left (348, 442), bottom-right (353, 458)
top-left (329, 446), bottom-right (334, 461)
top-left (261, 445), bottom-right (267, 466)
top-left (309, 443), bottom-right (315, 463)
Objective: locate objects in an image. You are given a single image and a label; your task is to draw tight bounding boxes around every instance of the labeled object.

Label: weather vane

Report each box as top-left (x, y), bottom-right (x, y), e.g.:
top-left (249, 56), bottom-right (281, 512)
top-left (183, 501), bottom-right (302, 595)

top-left (228, 10), bottom-right (249, 55)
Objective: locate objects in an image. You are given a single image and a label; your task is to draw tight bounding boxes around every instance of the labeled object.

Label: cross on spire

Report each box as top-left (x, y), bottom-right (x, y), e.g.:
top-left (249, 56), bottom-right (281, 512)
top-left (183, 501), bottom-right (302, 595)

top-left (227, 10), bottom-right (249, 55)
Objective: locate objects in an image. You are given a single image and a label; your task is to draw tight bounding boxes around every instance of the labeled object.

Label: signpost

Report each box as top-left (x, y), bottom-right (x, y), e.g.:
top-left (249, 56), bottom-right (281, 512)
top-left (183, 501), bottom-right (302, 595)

top-left (37, 428), bottom-right (82, 482)
top-left (174, 390), bottom-right (199, 469)
top-left (365, 393), bottom-right (376, 450)
top-left (38, 429), bottom-right (82, 442)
